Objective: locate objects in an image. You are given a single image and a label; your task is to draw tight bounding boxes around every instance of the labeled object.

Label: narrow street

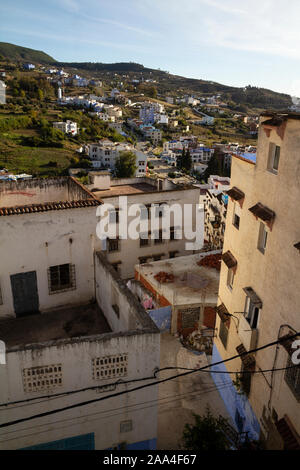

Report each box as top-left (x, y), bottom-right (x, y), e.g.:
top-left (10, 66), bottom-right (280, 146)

top-left (157, 332), bottom-right (232, 450)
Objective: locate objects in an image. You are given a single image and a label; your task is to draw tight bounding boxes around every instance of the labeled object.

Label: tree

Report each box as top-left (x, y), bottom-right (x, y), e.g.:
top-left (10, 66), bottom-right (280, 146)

top-left (182, 409), bottom-right (231, 451)
top-left (115, 151), bottom-right (137, 178)
top-left (182, 149), bottom-right (192, 172)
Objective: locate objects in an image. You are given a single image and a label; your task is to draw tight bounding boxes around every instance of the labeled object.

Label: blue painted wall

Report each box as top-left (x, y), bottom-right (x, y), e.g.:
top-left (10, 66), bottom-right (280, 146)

top-left (21, 433), bottom-right (95, 450)
top-left (210, 344), bottom-right (260, 441)
top-left (148, 306), bottom-right (172, 331)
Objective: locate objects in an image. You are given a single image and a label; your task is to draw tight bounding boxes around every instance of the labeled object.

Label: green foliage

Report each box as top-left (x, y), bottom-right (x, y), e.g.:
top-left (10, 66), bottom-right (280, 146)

top-left (177, 148), bottom-right (192, 172)
top-left (182, 409), bottom-right (231, 451)
top-left (115, 151), bottom-right (137, 178)
top-left (0, 42), bottom-right (55, 63)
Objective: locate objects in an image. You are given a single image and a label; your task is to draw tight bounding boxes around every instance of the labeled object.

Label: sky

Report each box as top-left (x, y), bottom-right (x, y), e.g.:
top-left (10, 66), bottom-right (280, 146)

top-left (1, 0), bottom-right (300, 97)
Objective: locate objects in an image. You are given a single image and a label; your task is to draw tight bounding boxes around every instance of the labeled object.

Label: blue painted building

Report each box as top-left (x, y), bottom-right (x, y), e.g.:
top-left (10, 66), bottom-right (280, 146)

top-left (210, 344), bottom-right (260, 441)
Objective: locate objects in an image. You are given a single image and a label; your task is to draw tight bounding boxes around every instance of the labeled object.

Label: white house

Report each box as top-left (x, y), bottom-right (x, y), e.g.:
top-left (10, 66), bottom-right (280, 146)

top-left (0, 177), bottom-right (160, 450)
top-left (53, 121), bottom-right (78, 136)
top-left (0, 81), bottom-right (6, 105)
top-left (88, 140), bottom-right (147, 176)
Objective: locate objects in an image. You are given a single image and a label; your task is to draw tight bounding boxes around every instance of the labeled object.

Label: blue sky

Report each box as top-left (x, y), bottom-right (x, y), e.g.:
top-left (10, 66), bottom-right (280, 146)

top-left (1, 0), bottom-right (300, 96)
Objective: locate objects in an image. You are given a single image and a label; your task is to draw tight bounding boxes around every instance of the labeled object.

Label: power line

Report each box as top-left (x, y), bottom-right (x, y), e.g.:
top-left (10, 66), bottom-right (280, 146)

top-left (0, 332), bottom-right (299, 429)
top-left (0, 381), bottom-right (234, 444)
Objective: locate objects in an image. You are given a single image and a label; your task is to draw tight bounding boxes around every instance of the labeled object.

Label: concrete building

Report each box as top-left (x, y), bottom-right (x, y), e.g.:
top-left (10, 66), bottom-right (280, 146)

top-left (88, 140), bottom-right (147, 176)
top-left (212, 112), bottom-right (300, 449)
top-left (0, 177), bottom-right (160, 450)
top-left (88, 173), bottom-right (202, 279)
top-left (53, 120), bottom-right (78, 136)
top-left (133, 252), bottom-right (220, 343)
top-left (0, 81), bottom-right (6, 105)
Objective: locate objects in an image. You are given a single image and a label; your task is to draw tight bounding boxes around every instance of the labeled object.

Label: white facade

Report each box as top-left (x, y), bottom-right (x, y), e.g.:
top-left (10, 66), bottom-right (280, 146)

top-left (0, 177), bottom-right (160, 450)
top-left (88, 141), bottom-right (147, 176)
top-left (0, 81), bottom-right (6, 105)
top-left (89, 175), bottom-right (202, 279)
top-left (53, 120), bottom-right (78, 136)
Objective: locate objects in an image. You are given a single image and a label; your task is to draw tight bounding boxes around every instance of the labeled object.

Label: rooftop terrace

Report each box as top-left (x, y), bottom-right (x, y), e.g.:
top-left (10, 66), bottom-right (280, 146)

top-left (0, 303), bottom-right (111, 351)
top-left (135, 252), bottom-right (221, 306)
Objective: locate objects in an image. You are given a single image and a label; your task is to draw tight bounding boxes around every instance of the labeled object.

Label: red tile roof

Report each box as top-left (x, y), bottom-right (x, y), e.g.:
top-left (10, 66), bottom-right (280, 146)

top-left (0, 199), bottom-right (100, 216)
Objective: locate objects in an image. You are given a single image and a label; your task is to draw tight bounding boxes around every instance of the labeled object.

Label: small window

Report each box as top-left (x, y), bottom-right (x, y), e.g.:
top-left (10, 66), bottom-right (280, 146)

top-left (244, 297), bottom-right (260, 329)
top-left (153, 254), bottom-right (163, 261)
top-left (258, 222), bottom-right (268, 254)
top-left (267, 143), bottom-right (280, 173)
top-left (233, 203), bottom-right (240, 230)
top-left (48, 264), bottom-right (76, 294)
top-left (169, 251), bottom-right (179, 259)
top-left (285, 357), bottom-right (300, 400)
top-left (108, 238), bottom-right (119, 252)
top-left (227, 268), bottom-right (235, 290)
top-left (0, 282), bottom-right (3, 305)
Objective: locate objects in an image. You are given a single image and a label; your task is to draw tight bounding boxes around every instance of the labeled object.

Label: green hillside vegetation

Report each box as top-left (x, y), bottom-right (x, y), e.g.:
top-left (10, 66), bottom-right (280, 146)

top-left (0, 42), bottom-right (55, 64)
top-left (0, 42), bottom-right (293, 111)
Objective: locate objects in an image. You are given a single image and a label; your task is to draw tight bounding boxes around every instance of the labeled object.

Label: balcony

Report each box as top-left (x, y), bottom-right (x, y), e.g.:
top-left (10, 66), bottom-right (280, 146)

top-left (238, 314), bottom-right (258, 351)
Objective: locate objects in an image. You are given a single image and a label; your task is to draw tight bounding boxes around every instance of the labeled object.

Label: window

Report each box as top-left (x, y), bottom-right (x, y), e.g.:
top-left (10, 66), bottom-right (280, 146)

top-left (0, 282), bottom-right (3, 305)
top-left (258, 222), bottom-right (268, 254)
top-left (244, 297), bottom-right (260, 329)
top-left (233, 203), bottom-right (240, 229)
top-left (267, 143), bottom-right (280, 173)
top-left (170, 227), bottom-right (176, 241)
top-left (285, 357), bottom-right (300, 400)
top-left (169, 251), bottom-right (179, 259)
top-left (227, 268), bottom-right (235, 290)
top-left (92, 354), bottom-right (128, 380)
top-left (23, 364), bottom-right (62, 393)
top-left (48, 264), bottom-right (76, 294)
top-left (108, 238), bottom-right (119, 252)
top-left (219, 321), bottom-right (229, 349)
top-left (139, 257), bottom-right (149, 264)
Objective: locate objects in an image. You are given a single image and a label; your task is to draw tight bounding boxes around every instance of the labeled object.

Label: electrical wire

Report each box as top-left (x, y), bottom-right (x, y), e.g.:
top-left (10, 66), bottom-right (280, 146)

top-left (0, 381), bottom-right (234, 444)
top-left (0, 332), bottom-right (299, 429)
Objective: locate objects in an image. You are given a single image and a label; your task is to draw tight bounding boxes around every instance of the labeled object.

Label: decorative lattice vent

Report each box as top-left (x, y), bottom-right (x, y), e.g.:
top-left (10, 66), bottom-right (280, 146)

top-left (22, 364), bottom-right (63, 393)
top-left (92, 354), bottom-right (128, 380)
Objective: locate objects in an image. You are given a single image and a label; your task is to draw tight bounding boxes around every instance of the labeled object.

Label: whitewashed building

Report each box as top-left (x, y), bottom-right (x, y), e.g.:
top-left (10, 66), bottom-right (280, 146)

top-left (53, 120), bottom-right (78, 136)
top-left (88, 140), bottom-right (147, 176)
top-left (0, 177), bottom-right (160, 450)
top-left (0, 81), bottom-right (6, 105)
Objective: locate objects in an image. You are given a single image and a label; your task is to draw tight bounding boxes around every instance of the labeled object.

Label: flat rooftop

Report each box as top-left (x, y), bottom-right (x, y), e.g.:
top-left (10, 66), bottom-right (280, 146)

top-left (0, 303), bottom-right (111, 350)
top-left (93, 183), bottom-right (157, 198)
top-left (135, 252), bottom-right (221, 306)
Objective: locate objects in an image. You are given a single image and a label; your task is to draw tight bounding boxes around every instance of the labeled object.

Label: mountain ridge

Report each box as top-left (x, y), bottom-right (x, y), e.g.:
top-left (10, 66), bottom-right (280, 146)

top-left (0, 42), bottom-right (293, 110)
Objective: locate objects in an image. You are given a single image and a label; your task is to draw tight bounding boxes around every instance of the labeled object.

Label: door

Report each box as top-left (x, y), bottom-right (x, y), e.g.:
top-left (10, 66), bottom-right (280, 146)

top-left (10, 271), bottom-right (40, 317)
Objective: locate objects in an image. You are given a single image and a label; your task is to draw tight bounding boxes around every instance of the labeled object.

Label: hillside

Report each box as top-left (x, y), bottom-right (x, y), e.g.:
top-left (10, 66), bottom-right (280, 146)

top-left (0, 42), bottom-right (55, 64)
top-left (0, 42), bottom-right (293, 110)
